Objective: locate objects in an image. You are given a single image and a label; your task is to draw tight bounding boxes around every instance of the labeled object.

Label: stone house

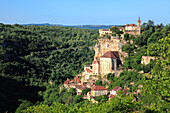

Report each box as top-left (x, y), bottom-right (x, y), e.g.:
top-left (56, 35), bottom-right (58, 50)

top-left (110, 86), bottom-right (122, 95)
top-left (75, 84), bottom-right (86, 95)
top-left (83, 68), bottom-right (93, 79)
top-left (99, 29), bottom-right (112, 36)
top-left (91, 86), bottom-right (108, 97)
top-left (64, 79), bottom-right (70, 88)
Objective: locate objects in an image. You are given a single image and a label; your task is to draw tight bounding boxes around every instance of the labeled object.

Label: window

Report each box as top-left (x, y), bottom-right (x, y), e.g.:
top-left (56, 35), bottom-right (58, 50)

top-left (112, 59), bottom-right (115, 70)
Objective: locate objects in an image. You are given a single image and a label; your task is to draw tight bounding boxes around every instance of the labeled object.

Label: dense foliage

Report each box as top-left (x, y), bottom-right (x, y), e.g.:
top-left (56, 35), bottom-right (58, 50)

top-left (0, 21), bottom-right (169, 112)
top-left (121, 21), bottom-right (170, 112)
top-left (0, 23), bottom-right (97, 112)
top-left (23, 91), bottom-right (140, 113)
top-left (107, 71), bottom-right (143, 92)
top-left (122, 21), bottom-right (170, 72)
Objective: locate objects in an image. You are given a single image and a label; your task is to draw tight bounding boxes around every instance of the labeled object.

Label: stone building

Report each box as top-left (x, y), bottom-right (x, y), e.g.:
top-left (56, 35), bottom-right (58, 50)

top-left (81, 19), bottom-right (140, 78)
top-left (124, 17), bottom-right (141, 35)
top-left (89, 35), bottom-right (126, 77)
top-left (99, 29), bottom-right (112, 36)
top-left (110, 86), bottom-right (122, 95)
top-left (91, 86), bottom-right (108, 97)
top-left (82, 33), bottom-right (126, 77)
top-left (100, 51), bottom-right (119, 75)
top-left (99, 17), bottom-right (141, 36)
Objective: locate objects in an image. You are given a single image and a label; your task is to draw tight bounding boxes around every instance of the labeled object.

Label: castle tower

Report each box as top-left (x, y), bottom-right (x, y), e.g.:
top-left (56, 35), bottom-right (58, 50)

top-left (137, 17), bottom-right (141, 35)
top-left (137, 17), bottom-right (141, 27)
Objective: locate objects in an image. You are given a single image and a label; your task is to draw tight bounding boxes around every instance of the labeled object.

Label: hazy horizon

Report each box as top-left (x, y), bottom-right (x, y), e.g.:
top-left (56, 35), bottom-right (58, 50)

top-left (0, 0), bottom-right (169, 25)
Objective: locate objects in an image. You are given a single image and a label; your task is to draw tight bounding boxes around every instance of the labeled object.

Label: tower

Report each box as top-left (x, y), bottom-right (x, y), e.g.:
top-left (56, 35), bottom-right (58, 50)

top-left (137, 17), bottom-right (141, 35)
top-left (137, 17), bottom-right (141, 27)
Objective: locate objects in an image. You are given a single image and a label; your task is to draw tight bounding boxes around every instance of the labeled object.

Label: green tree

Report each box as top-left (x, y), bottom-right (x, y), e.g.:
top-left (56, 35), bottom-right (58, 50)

top-left (69, 88), bottom-right (76, 95)
top-left (82, 88), bottom-right (90, 95)
top-left (94, 95), bottom-right (108, 102)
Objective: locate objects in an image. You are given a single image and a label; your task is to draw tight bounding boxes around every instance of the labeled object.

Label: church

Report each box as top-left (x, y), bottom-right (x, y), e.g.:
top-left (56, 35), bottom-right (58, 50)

top-left (83, 34), bottom-right (128, 78)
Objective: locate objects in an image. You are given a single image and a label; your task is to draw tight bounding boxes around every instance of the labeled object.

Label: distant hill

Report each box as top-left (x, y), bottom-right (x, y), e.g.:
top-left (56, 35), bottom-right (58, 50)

top-left (71, 25), bottom-right (119, 30)
top-left (22, 23), bottom-right (120, 30)
top-left (22, 23), bottom-right (63, 26)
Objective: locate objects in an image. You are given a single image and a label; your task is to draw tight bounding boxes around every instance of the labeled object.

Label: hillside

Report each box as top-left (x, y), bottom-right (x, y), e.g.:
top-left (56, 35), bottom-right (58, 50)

top-left (0, 21), bottom-right (169, 112)
top-left (0, 23), bottom-right (97, 112)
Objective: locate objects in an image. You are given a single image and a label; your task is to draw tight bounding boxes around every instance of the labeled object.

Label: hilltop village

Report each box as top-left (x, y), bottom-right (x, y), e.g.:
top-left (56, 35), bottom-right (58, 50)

top-left (62, 17), bottom-right (153, 102)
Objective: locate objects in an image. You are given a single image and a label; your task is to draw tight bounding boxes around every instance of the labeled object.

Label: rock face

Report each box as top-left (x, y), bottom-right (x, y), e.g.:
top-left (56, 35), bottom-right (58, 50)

top-left (90, 36), bottom-right (126, 77)
top-left (141, 56), bottom-right (155, 65)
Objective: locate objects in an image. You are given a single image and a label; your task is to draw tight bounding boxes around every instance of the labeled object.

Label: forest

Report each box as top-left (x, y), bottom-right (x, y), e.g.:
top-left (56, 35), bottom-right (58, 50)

top-left (0, 21), bottom-right (169, 113)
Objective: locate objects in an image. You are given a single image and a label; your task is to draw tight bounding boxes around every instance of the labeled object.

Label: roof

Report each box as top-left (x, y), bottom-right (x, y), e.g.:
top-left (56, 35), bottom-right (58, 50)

top-left (110, 95), bottom-right (116, 99)
top-left (64, 80), bottom-right (70, 84)
top-left (101, 51), bottom-right (119, 58)
top-left (126, 24), bottom-right (136, 26)
top-left (112, 86), bottom-right (122, 91)
top-left (92, 86), bottom-right (107, 91)
top-left (118, 27), bottom-right (125, 29)
top-left (100, 29), bottom-right (110, 31)
top-left (85, 68), bottom-right (92, 73)
top-left (123, 88), bottom-right (129, 95)
top-left (75, 77), bottom-right (81, 83)
top-left (75, 85), bottom-right (85, 90)
top-left (70, 79), bottom-right (74, 82)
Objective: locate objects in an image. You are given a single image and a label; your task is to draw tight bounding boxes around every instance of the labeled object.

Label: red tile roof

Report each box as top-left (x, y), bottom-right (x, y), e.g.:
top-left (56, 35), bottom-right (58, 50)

top-left (87, 70), bottom-right (91, 73)
top-left (110, 95), bottom-right (116, 99)
top-left (85, 68), bottom-right (92, 73)
top-left (64, 80), bottom-right (70, 84)
top-left (112, 86), bottom-right (122, 91)
top-left (70, 79), bottom-right (74, 82)
top-left (92, 86), bottom-right (107, 91)
top-left (126, 24), bottom-right (136, 27)
top-left (101, 51), bottom-right (119, 58)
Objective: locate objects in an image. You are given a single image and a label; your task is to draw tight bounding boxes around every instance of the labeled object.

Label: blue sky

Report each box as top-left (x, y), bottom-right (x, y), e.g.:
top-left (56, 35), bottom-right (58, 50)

top-left (0, 0), bottom-right (169, 25)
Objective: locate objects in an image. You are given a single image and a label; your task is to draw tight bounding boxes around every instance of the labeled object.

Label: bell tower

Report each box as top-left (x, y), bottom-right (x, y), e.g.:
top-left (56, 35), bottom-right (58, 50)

top-left (137, 17), bottom-right (141, 27)
top-left (137, 17), bottom-right (141, 35)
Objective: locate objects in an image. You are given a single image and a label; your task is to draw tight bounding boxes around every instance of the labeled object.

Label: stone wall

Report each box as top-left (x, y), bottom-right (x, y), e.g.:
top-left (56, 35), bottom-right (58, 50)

top-left (91, 90), bottom-right (108, 97)
top-left (99, 38), bottom-right (123, 55)
top-left (100, 58), bottom-right (112, 75)
top-left (141, 56), bottom-right (155, 65)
